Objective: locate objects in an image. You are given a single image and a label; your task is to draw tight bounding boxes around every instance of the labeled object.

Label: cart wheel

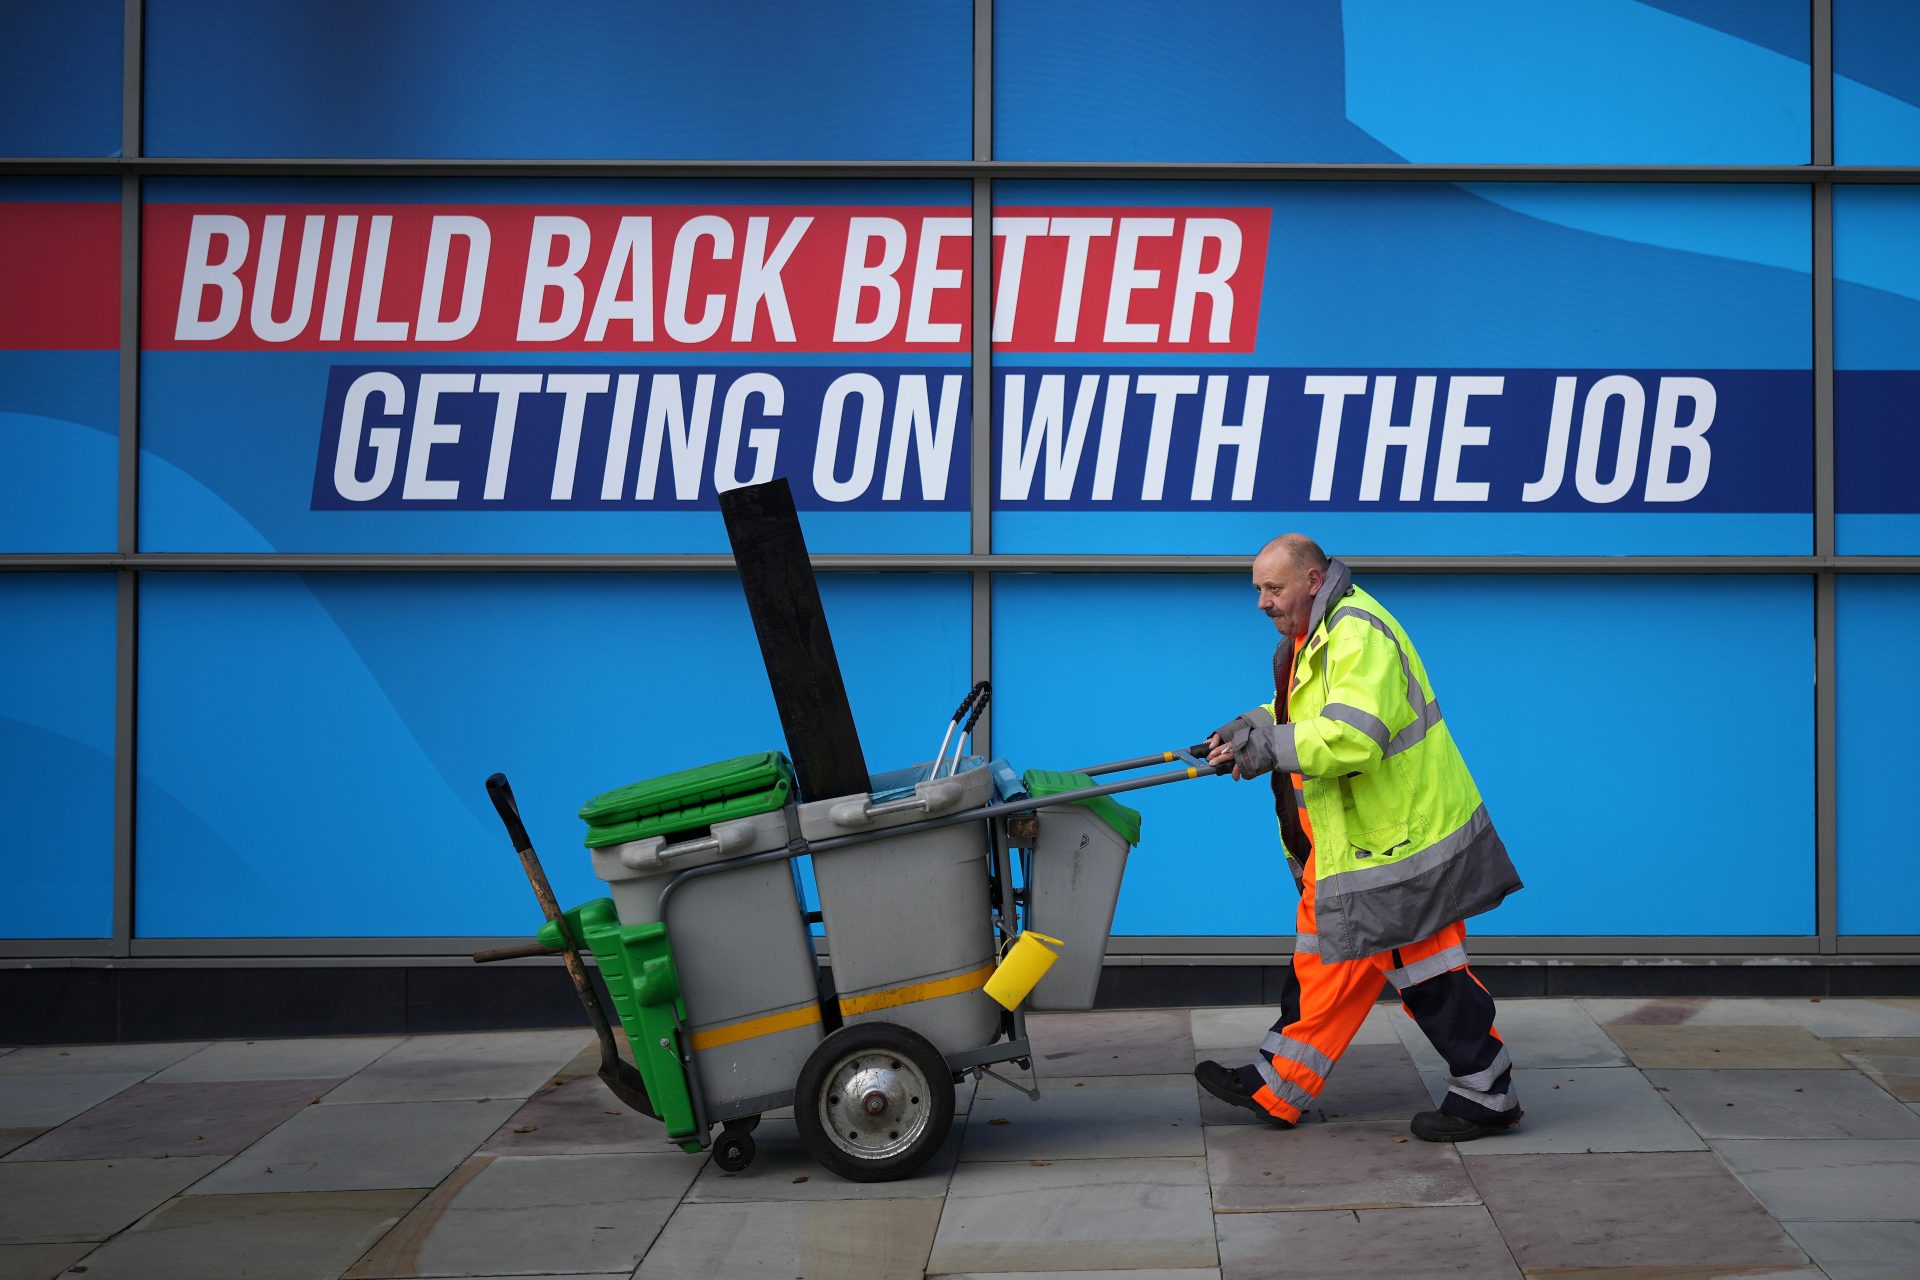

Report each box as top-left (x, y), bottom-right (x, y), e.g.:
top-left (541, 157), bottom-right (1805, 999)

top-left (794, 1022), bottom-right (955, 1183)
top-left (712, 1129), bottom-right (756, 1173)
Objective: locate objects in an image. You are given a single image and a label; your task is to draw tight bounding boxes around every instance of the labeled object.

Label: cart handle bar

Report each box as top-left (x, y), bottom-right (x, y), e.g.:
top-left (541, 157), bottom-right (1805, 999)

top-left (1076, 744), bottom-right (1215, 777)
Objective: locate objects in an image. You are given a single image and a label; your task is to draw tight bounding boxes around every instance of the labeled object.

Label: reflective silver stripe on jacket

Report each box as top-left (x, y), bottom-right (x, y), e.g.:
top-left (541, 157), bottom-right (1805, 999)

top-left (1322, 606), bottom-right (1445, 758)
top-left (1322, 702), bottom-right (1390, 750)
top-left (1260, 1031), bottom-right (1337, 1080)
top-left (1316, 805), bottom-right (1495, 899)
top-left (1252, 1056), bottom-right (1319, 1112)
top-left (1312, 807), bottom-right (1520, 965)
top-left (1260, 721), bottom-right (1302, 775)
top-left (1384, 943), bottom-right (1470, 990)
top-left (1293, 933), bottom-right (1320, 954)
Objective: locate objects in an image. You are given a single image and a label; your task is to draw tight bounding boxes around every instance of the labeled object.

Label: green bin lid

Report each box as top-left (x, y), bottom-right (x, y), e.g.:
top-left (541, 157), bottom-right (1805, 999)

top-left (1021, 769), bottom-right (1143, 846)
top-left (580, 751), bottom-right (794, 849)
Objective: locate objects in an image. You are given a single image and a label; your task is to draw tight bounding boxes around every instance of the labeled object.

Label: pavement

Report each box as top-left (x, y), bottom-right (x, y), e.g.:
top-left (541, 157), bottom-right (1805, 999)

top-left (2, 996), bottom-right (1919, 1279)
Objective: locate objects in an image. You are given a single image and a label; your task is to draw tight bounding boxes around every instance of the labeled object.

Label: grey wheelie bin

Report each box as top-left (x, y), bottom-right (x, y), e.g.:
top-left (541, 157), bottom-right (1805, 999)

top-left (798, 761), bottom-right (1001, 1056)
top-left (1017, 768), bottom-right (1143, 1011)
top-left (579, 751), bottom-right (825, 1129)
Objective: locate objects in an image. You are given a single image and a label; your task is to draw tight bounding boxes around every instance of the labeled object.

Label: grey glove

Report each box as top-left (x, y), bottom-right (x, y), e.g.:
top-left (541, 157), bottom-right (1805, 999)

top-left (1211, 706), bottom-right (1277, 776)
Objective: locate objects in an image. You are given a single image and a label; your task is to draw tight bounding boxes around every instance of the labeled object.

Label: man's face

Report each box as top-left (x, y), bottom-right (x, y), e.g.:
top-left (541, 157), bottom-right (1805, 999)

top-left (1253, 550), bottom-right (1321, 638)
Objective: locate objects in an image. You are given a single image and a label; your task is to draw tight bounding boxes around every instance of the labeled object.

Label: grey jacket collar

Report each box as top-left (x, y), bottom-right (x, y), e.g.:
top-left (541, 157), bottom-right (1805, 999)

top-left (1306, 557), bottom-right (1353, 639)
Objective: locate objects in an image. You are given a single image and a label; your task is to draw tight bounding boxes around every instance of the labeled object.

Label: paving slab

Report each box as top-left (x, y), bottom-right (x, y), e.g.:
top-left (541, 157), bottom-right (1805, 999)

top-left (1645, 1068), bottom-right (1920, 1139)
top-left (0, 1043), bottom-right (207, 1076)
top-left (478, 1071), bottom-right (668, 1155)
top-left (928, 1157), bottom-right (1215, 1273)
top-left (933, 1272), bottom-right (1220, 1280)
top-left (1023, 1009), bottom-right (1196, 1077)
top-left (1827, 1038), bottom-right (1920, 1101)
top-left (0, 1131), bottom-right (42, 1160)
top-left (1580, 997), bottom-right (1801, 1027)
top-left (185, 1098), bottom-right (521, 1196)
top-left (685, 1117), bottom-right (960, 1200)
top-left (4, 1078), bottom-right (340, 1161)
top-left (1307, 1041), bottom-right (1433, 1124)
top-left (1215, 1206), bottom-right (1520, 1280)
top-left (1390, 1001), bottom-right (1610, 1074)
top-left (1468, 1151), bottom-right (1809, 1272)
top-left (0, 1071), bottom-right (152, 1128)
top-left (0, 1242), bottom-right (96, 1280)
top-left (1783, 1220), bottom-right (1920, 1280)
top-left (149, 1036), bottom-right (403, 1083)
top-left (1205, 1119), bottom-right (1478, 1212)
top-left (1418, 1067), bottom-right (1706, 1155)
top-left (348, 1152), bottom-right (695, 1278)
top-left (961, 1073), bottom-right (1202, 1161)
top-left (0, 1156), bottom-right (225, 1244)
top-left (320, 1030), bottom-right (591, 1104)
top-left (1784, 997), bottom-right (1920, 1039)
top-left (1603, 1023), bottom-right (1847, 1070)
top-left (71, 1189), bottom-right (423, 1280)
top-left (638, 1198), bottom-right (944, 1279)
top-left (1476, 998), bottom-right (1629, 1068)
top-left (1714, 1139), bottom-right (1920, 1220)
top-left (1189, 1003), bottom-right (1400, 1053)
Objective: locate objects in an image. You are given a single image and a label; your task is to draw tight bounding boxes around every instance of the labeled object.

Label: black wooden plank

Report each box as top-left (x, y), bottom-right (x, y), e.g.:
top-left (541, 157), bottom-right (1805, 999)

top-left (718, 479), bottom-right (871, 801)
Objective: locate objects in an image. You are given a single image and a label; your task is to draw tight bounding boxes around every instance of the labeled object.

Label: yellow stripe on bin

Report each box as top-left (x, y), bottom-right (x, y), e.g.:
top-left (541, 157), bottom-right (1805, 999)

top-left (1163, 751), bottom-right (1174, 762)
top-left (688, 1003), bottom-right (823, 1053)
top-left (1187, 766), bottom-right (1198, 778)
top-left (837, 964), bottom-right (995, 1017)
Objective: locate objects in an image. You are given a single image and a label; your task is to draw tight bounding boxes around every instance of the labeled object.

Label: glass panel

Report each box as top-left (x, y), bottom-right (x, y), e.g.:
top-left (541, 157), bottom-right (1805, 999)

top-left (995, 572), bottom-right (1813, 937)
top-left (0, 0), bottom-right (121, 157)
top-left (135, 571), bottom-right (970, 937)
top-left (991, 182), bottom-right (1811, 555)
top-left (144, 0), bottom-right (969, 160)
top-left (997, 0), bottom-right (1808, 164)
top-left (139, 178), bottom-right (972, 553)
top-left (0, 178), bottom-right (120, 552)
top-left (0, 574), bottom-right (117, 939)
top-left (1834, 186), bottom-right (1920, 554)
top-left (1836, 576), bottom-right (1920, 935)
top-left (1835, 0), bottom-right (1920, 164)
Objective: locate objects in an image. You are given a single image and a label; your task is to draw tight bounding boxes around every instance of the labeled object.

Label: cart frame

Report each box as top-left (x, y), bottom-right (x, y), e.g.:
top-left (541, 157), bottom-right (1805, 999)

top-left (483, 743), bottom-right (1223, 1172)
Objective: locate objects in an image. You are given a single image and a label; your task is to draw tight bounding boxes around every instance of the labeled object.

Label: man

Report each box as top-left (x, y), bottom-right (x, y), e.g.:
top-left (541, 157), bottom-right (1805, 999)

top-left (1194, 534), bottom-right (1525, 1142)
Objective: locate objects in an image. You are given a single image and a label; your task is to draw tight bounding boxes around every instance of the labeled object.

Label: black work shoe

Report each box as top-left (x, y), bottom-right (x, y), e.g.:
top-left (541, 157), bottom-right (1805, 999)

top-left (1194, 1059), bottom-right (1294, 1129)
top-left (1410, 1108), bottom-right (1523, 1143)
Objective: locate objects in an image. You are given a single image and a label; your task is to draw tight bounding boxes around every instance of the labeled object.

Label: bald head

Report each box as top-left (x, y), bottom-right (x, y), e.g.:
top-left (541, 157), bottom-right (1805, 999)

top-left (1258, 533), bottom-right (1330, 576)
top-left (1252, 533), bottom-right (1329, 639)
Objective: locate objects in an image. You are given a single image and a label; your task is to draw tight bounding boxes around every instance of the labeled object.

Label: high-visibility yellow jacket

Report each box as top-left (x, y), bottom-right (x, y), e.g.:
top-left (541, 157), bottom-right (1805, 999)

top-left (1257, 558), bottom-right (1521, 963)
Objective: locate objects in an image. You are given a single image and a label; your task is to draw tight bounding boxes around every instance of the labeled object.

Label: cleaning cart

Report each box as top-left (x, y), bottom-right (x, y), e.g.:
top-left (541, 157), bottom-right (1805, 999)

top-left (477, 708), bottom-right (1224, 1182)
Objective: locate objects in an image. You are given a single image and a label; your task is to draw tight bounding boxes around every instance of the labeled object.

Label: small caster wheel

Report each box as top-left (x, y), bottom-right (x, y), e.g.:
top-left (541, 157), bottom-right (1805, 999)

top-left (712, 1129), bottom-right (756, 1173)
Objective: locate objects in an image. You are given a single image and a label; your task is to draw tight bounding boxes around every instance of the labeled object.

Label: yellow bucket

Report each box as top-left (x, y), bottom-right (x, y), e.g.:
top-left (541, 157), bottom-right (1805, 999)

top-left (983, 931), bottom-right (1065, 1010)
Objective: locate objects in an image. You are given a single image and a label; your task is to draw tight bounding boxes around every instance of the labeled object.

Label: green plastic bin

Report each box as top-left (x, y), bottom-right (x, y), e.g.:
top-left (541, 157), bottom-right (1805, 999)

top-left (580, 751), bottom-right (795, 848)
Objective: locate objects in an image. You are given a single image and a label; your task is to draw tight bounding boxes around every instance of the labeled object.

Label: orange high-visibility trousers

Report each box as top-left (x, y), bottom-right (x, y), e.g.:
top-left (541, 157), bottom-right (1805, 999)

top-left (1244, 849), bottom-right (1518, 1127)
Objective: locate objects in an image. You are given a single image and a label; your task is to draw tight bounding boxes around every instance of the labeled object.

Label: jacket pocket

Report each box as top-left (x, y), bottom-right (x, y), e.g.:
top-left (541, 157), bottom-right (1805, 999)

top-left (1338, 771), bottom-right (1405, 850)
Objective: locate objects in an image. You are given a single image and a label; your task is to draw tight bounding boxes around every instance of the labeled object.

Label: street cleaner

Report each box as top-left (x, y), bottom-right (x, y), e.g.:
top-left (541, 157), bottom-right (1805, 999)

top-left (1193, 534), bottom-right (1526, 1142)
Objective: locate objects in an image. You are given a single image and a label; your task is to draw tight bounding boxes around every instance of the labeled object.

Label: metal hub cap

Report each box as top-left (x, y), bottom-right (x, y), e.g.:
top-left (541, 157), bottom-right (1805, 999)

top-left (818, 1050), bottom-right (932, 1161)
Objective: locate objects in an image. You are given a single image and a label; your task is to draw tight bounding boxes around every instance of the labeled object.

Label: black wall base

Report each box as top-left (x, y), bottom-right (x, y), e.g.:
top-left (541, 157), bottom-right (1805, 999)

top-left (5, 962), bottom-right (1916, 1045)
